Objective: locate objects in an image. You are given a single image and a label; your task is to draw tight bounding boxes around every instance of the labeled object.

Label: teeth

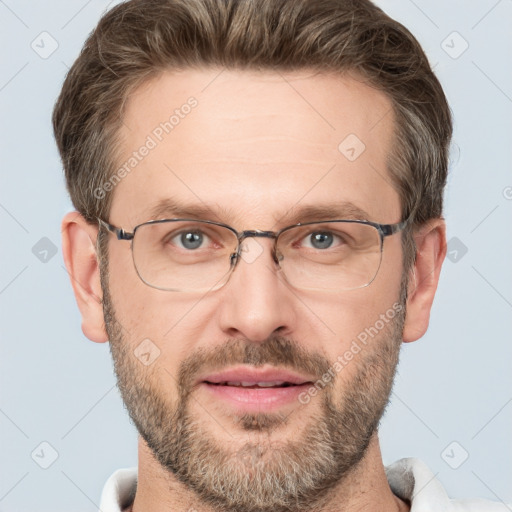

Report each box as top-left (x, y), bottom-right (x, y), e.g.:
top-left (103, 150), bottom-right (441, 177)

top-left (256, 381), bottom-right (286, 387)
top-left (225, 381), bottom-right (288, 387)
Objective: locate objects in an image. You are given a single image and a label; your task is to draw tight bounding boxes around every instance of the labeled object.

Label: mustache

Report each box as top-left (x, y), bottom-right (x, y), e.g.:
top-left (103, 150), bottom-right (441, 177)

top-left (177, 336), bottom-right (332, 396)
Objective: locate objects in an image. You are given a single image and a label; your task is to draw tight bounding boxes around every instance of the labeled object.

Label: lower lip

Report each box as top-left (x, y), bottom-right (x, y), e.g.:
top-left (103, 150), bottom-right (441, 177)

top-left (200, 382), bottom-right (312, 412)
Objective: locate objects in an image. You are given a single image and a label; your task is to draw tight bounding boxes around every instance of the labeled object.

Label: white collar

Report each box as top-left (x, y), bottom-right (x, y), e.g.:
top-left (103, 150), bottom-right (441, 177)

top-left (99, 458), bottom-right (507, 512)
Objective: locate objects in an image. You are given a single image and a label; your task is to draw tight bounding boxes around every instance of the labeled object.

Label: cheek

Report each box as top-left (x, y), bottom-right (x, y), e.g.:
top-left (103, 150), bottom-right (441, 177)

top-left (299, 275), bottom-right (402, 359)
top-left (105, 252), bottom-right (218, 379)
top-left (318, 301), bottom-right (403, 404)
top-left (106, 242), bottom-right (193, 339)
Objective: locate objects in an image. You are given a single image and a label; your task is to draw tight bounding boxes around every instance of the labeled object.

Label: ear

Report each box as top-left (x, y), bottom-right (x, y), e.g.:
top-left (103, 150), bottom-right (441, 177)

top-left (402, 218), bottom-right (446, 343)
top-left (61, 212), bottom-right (108, 343)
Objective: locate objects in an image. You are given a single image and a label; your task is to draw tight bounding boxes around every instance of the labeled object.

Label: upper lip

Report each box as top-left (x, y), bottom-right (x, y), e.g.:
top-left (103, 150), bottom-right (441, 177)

top-left (199, 365), bottom-right (315, 385)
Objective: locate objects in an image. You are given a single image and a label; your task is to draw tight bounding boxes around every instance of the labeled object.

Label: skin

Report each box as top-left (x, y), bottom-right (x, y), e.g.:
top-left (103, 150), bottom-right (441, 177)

top-left (62, 69), bottom-right (446, 512)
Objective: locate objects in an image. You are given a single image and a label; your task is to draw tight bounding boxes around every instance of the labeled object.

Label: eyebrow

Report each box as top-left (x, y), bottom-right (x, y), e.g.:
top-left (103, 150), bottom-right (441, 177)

top-left (284, 203), bottom-right (371, 224)
top-left (145, 197), bottom-right (372, 227)
top-left (147, 198), bottom-right (236, 223)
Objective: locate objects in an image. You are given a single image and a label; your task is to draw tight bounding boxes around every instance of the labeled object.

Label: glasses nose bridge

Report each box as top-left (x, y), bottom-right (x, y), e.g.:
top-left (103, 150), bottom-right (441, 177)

top-left (237, 229), bottom-right (278, 243)
top-left (231, 229), bottom-right (280, 266)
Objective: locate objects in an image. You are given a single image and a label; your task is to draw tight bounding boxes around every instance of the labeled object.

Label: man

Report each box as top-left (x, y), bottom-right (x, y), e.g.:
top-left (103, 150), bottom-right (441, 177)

top-left (53, 0), bottom-right (508, 511)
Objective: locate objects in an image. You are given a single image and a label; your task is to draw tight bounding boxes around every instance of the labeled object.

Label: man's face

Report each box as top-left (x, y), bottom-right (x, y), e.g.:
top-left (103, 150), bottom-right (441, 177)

top-left (103, 69), bottom-right (406, 512)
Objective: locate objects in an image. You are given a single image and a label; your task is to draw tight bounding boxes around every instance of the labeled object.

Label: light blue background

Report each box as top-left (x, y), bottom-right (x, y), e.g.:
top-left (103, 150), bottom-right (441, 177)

top-left (1, 1), bottom-right (511, 511)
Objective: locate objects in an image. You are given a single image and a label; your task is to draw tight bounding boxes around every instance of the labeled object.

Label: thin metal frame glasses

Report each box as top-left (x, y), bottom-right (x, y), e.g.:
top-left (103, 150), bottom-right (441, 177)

top-left (98, 216), bottom-right (409, 293)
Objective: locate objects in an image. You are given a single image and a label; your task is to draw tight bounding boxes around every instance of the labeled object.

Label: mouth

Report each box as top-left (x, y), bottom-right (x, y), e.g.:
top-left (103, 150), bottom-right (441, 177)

top-left (205, 381), bottom-right (301, 388)
top-left (197, 366), bottom-right (315, 411)
top-left (200, 365), bottom-right (314, 387)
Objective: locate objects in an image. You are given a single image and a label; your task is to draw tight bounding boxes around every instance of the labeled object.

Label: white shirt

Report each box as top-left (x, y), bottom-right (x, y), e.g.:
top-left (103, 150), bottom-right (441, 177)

top-left (98, 458), bottom-right (510, 512)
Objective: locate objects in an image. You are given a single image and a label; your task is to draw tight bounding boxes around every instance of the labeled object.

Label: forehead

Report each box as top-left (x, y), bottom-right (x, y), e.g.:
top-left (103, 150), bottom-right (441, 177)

top-left (110, 68), bottom-right (400, 228)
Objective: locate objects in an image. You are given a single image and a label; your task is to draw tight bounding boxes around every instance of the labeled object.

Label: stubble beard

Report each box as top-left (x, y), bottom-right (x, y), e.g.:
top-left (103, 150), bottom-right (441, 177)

top-left (101, 264), bottom-right (406, 512)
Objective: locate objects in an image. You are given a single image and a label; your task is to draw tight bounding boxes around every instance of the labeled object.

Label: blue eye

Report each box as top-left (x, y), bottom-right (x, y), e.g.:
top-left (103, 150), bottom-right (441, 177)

top-left (301, 230), bottom-right (344, 250)
top-left (309, 232), bottom-right (334, 249)
top-left (176, 231), bottom-right (205, 250)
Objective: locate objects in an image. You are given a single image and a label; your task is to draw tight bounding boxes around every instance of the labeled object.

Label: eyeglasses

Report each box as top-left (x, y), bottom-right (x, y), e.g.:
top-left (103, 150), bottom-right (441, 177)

top-left (98, 216), bottom-right (409, 293)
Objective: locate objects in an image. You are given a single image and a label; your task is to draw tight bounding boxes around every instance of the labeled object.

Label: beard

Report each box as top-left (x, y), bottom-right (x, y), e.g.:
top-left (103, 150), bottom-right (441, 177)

top-left (101, 266), bottom-right (406, 512)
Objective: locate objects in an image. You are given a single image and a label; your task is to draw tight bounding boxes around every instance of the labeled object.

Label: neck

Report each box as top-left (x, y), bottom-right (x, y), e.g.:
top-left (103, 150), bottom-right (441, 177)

top-left (129, 434), bottom-right (410, 512)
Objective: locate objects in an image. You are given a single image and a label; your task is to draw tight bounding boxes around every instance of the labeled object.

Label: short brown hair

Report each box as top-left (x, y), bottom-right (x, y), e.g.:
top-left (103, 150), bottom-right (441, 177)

top-left (53, 0), bottom-right (452, 263)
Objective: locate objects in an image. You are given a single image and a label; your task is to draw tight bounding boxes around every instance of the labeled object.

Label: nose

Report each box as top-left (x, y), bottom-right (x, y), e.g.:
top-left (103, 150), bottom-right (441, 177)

top-left (217, 237), bottom-right (297, 342)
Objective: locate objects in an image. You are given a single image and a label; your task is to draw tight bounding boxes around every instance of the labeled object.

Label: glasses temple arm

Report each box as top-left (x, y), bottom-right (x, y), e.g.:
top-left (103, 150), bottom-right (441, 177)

top-left (97, 218), bottom-right (134, 240)
top-left (379, 217), bottom-right (411, 237)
